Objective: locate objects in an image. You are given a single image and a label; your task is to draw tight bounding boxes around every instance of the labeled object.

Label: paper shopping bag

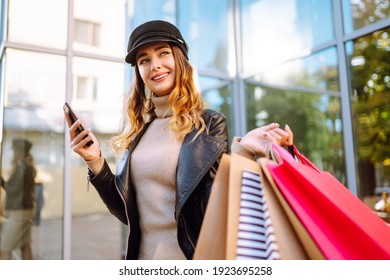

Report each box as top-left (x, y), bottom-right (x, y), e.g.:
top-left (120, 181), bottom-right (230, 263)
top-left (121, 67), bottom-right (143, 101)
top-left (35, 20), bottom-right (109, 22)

top-left (194, 153), bottom-right (308, 260)
top-left (193, 154), bottom-right (230, 260)
top-left (259, 158), bottom-right (325, 260)
top-left (265, 144), bottom-right (390, 260)
top-left (225, 153), bottom-right (307, 260)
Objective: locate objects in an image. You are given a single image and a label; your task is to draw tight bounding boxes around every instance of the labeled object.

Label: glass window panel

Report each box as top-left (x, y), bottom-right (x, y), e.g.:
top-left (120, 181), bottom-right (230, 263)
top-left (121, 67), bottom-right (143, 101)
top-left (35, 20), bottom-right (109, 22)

top-left (240, 0), bottom-right (334, 75)
top-left (2, 50), bottom-right (66, 259)
top-left (70, 57), bottom-right (125, 259)
top-left (245, 83), bottom-right (346, 184)
top-left (74, 20), bottom-right (93, 46)
top-left (130, 0), bottom-right (175, 27)
top-left (199, 76), bottom-right (234, 142)
top-left (345, 28), bottom-right (390, 207)
top-left (8, 0), bottom-right (68, 50)
top-left (0, 0), bottom-right (6, 43)
top-left (73, 0), bottom-right (126, 57)
top-left (342, 0), bottom-right (390, 34)
top-left (178, 0), bottom-right (232, 74)
top-left (253, 47), bottom-right (340, 92)
top-left (4, 49), bottom-right (66, 108)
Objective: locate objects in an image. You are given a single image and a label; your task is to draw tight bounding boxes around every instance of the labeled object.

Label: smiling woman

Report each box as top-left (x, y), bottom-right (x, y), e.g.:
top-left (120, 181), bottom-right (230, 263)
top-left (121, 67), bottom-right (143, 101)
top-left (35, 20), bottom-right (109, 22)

top-left (63, 20), bottom-right (293, 260)
top-left (136, 43), bottom-right (176, 97)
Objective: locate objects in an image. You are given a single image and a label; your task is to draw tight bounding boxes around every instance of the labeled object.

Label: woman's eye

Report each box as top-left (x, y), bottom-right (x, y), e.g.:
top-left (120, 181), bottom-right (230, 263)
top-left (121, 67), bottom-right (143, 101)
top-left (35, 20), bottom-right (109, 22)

top-left (161, 51), bottom-right (170, 56)
top-left (138, 59), bottom-right (148, 65)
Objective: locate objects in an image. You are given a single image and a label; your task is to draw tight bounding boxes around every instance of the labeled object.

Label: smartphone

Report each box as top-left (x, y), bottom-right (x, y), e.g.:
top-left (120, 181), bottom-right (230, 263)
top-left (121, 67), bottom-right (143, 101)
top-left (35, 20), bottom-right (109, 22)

top-left (63, 102), bottom-right (94, 147)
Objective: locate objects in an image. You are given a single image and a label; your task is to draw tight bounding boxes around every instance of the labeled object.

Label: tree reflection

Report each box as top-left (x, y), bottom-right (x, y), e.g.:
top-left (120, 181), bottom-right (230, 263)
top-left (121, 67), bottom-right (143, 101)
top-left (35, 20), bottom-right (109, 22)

top-left (348, 28), bottom-right (390, 198)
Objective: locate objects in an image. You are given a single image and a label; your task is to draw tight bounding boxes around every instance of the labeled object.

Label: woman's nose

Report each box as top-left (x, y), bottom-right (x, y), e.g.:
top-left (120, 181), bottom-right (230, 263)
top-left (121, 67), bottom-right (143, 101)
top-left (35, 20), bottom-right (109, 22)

top-left (150, 59), bottom-right (161, 71)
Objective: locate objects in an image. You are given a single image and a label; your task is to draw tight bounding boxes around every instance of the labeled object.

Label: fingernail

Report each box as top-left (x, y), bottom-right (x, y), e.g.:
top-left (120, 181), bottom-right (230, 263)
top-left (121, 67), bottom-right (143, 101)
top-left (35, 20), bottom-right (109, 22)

top-left (285, 124), bottom-right (289, 128)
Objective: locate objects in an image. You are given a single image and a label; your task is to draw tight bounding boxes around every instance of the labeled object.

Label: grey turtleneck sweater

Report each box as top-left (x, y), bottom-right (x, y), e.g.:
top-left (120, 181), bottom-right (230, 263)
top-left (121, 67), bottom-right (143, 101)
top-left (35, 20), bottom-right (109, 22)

top-left (130, 94), bottom-right (186, 260)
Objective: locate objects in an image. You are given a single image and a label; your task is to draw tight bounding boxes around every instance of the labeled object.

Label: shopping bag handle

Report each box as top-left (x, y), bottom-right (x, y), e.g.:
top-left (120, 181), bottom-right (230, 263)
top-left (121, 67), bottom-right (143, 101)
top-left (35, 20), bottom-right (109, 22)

top-left (271, 144), bottom-right (320, 172)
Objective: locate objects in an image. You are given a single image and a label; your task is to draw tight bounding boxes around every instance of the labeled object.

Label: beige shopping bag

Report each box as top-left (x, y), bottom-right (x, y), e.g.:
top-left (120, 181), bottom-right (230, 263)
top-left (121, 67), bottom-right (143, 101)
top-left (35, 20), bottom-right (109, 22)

top-left (193, 154), bottom-right (230, 259)
top-left (226, 153), bottom-right (307, 260)
top-left (194, 153), bottom-right (308, 260)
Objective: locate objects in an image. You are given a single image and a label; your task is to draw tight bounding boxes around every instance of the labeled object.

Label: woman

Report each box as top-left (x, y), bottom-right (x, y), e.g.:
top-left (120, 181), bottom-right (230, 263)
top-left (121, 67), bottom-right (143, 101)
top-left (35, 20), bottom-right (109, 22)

top-left (0, 139), bottom-right (36, 260)
top-left (64, 20), bottom-right (293, 260)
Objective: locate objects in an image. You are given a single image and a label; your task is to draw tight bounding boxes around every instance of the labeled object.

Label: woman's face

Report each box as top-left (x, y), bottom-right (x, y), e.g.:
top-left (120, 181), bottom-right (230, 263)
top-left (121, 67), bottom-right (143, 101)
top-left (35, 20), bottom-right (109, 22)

top-left (136, 42), bottom-right (176, 97)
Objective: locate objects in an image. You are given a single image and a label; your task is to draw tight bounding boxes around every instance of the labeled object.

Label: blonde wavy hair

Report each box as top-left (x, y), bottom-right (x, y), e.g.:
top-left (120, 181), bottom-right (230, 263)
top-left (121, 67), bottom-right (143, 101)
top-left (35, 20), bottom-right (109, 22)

top-left (111, 45), bottom-right (206, 157)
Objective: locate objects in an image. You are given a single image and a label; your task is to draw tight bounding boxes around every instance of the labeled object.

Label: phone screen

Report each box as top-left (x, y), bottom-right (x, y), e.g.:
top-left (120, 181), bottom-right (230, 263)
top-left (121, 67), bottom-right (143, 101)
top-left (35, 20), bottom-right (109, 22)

top-left (63, 102), bottom-right (94, 147)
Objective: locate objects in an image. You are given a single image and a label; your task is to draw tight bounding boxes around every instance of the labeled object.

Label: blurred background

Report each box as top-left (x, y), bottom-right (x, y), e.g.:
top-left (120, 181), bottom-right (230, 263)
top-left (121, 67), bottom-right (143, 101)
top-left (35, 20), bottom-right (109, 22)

top-left (0, 0), bottom-right (389, 259)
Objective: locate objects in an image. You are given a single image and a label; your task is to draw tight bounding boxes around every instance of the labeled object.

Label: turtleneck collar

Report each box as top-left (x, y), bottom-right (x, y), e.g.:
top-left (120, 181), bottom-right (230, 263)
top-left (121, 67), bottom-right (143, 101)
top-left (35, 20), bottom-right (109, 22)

top-left (152, 94), bottom-right (173, 119)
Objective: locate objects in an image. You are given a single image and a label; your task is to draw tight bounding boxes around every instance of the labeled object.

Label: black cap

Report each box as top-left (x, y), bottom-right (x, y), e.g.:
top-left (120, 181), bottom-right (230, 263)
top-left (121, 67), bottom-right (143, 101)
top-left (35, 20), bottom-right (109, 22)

top-left (125, 20), bottom-right (189, 66)
top-left (12, 138), bottom-right (33, 155)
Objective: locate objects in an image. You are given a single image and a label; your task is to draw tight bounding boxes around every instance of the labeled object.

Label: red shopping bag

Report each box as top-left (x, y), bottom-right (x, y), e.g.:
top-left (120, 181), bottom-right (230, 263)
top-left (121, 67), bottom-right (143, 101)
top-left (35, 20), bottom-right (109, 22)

top-left (265, 144), bottom-right (390, 260)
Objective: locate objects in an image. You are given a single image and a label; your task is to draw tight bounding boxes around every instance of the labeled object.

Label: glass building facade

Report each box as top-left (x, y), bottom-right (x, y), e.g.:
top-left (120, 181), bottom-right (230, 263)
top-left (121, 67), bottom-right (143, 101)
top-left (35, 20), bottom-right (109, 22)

top-left (0, 0), bottom-right (388, 259)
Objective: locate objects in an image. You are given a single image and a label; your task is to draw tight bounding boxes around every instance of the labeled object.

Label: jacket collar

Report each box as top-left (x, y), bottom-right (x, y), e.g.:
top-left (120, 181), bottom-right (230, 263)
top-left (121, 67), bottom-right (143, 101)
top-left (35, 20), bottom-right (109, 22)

top-left (175, 128), bottom-right (227, 220)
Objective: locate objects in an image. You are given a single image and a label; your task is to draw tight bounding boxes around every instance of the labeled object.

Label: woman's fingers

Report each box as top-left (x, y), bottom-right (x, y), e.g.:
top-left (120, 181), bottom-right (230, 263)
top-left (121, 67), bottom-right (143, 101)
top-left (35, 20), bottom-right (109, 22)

top-left (240, 123), bottom-right (295, 157)
top-left (284, 124), bottom-right (294, 146)
top-left (64, 113), bottom-right (100, 161)
top-left (64, 112), bottom-right (74, 128)
top-left (70, 128), bottom-right (89, 148)
top-left (267, 128), bottom-right (289, 144)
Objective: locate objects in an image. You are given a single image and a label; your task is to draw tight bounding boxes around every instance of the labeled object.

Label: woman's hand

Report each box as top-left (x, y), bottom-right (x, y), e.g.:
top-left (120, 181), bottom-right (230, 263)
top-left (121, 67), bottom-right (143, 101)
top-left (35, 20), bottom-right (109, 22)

top-left (240, 123), bottom-right (293, 156)
top-left (64, 112), bottom-right (101, 162)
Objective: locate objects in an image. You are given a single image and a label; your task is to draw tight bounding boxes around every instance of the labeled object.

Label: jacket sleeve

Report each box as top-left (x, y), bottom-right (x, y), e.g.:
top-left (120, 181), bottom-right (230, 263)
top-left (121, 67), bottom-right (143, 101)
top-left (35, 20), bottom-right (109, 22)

top-left (88, 160), bottom-right (128, 224)
top-left (200, 110), bottom-right (229, 203)
top-left (203, 109), bottom-right (229, 153)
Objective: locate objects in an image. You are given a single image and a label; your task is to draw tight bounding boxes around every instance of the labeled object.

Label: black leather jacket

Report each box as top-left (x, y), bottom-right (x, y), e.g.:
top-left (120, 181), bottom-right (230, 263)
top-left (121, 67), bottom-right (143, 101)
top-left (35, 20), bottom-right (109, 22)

top-left (89, 109), bottom-right (228, 259)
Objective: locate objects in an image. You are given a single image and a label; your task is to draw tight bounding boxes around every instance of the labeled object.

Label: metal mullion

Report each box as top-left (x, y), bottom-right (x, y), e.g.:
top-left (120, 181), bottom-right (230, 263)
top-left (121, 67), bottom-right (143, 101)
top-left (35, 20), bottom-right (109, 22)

top-left (197, 69), bottom-right (233, 81)
top-left (246, 79), bottom-right (341, 97)
top-left (332, 0), bottom-right (358, 195)
top-left (63, 0), bottom-right (74, 260)
top-left (231, 0), bottom-right (246, 137)
top-left (0, 0), bottom-right (10, 213)
top-left (73, 50), bottom-right (124, 63)
top-left (343, 18), bottom-right (390, 42)
top-left (3, 41), bottom-right (67, 56)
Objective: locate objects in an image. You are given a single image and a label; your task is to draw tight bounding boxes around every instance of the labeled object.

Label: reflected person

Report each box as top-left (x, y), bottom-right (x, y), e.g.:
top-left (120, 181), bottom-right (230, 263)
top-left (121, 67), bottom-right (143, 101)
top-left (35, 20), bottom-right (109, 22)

top-left (0, 139), bottom-right (36, 260)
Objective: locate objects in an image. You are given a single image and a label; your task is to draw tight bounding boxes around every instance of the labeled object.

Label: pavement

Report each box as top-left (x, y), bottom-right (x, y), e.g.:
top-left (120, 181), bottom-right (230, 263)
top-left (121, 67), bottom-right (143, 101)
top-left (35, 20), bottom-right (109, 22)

top-left (4, 212), bottom-right (125, 260)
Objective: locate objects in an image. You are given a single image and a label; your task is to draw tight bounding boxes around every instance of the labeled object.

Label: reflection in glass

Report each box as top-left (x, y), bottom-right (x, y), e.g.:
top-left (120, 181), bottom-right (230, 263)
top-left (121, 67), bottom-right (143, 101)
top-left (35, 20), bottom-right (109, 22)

top-left (253, 47), bottom-right (339, 92)
top-left (74, 19), bottom-right (101, 47)
top-left (0, 138), bottom-right (36, 260)
top-left (2, 49), bottom-right (66, 259)
top-left (8, 0), bottom-right (68, 49)
top-left (73, 0), bottom-right (126, 57)
top-left (240, 0), bottom-right (334, 75)
top-left (131, 0), bottom-right (175, 28)
top-left (199, 76), bottom-right (233, 140)
top-left (346, 27), bottom-right (390, 201)
top-left (5, 49), bottom-right (66, 108)
top-left (245, 83), bottom-right (346, 184)
top-left (342, 0), bottom-right (390, 34)
top-left (0, 0), bottom-right (6, 44)
top-left (178, 0), bottom-right (232, 74)
top-left (70, 57), bottom-right (125, 259)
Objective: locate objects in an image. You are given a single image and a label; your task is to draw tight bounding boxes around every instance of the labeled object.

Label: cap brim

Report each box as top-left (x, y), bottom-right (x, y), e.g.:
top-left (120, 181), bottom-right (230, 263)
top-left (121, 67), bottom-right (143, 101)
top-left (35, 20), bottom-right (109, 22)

top-left (125, 37), bottom-right (178, 65)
